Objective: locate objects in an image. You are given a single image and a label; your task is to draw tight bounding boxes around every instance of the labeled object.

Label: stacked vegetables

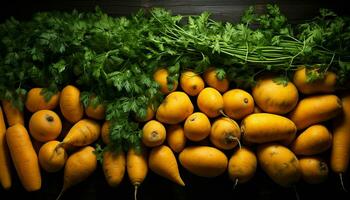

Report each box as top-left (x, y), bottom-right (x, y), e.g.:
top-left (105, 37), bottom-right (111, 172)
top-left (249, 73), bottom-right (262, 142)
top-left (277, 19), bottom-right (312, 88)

top-left (0, 4), bottom-right (350, 199)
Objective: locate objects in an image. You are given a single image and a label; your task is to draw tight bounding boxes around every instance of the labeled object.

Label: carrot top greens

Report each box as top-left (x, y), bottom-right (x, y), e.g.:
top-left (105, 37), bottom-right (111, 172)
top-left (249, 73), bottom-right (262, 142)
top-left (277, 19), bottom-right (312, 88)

top-left (0, 5), bottom-right (349, 151)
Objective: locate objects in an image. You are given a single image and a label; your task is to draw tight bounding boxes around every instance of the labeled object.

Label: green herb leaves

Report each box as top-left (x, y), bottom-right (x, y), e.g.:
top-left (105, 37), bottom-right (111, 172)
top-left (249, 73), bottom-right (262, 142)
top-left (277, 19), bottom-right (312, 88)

top-left (0, 5), bottom-right (349, 151)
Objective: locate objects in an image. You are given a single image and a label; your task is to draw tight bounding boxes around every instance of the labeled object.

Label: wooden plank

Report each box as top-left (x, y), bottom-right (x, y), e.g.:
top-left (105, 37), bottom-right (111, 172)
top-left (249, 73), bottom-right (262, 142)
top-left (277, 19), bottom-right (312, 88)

top-left (0, 0), bottom-right (348, 22)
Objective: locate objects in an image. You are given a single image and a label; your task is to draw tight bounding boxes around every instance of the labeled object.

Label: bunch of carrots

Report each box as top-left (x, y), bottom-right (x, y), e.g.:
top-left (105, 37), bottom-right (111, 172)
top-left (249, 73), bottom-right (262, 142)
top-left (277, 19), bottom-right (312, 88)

top-left (0, 65), bottom-right (350, 199)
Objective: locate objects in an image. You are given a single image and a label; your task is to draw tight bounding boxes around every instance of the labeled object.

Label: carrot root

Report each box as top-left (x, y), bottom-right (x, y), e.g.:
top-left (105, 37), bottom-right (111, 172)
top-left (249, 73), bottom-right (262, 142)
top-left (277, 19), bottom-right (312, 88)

top-left (55, 188), bottom-right (65, 200)
top-left (339, 173), bottom-right (348, 192)
top-left (134, 184), bottom-right (139, 200)
top-left (293, 185), bottom-right (300, 200)
top-left (232, 178), bottom-right (239, 190)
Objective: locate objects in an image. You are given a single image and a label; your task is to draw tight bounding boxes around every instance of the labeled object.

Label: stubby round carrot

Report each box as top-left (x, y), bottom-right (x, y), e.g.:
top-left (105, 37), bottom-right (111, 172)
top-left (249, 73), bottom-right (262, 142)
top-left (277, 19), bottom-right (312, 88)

top-left (293, 67), bottom-right (337, 95)
top-left (0, 106), bottom-right (12, 189)
top-left (60, 119), bottom-right (101, 148)
top-left (1, 100), bottom-right (24, 126)
top-left (228, 147), bottom-right (257, 187)
top-left (25, 88), bottom-right (60, 112)
top-left (103, 149), bottom-right (126, 187)
top-left (39, 140), bottom-right (67, 173)
top-left (257, 143), bottom-right (301, 187)
top-left (6, 124), bottom-right (41, 191)
top-left (85, 96), bottom-right (106, 120)
top-left (127, 147), bottom-right (148, 200)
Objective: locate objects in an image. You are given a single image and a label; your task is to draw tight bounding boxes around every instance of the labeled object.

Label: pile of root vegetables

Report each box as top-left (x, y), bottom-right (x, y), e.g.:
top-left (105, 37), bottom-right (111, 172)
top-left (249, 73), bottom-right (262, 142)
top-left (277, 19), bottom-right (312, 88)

top-left (1, 65), bottom-right (349, 199)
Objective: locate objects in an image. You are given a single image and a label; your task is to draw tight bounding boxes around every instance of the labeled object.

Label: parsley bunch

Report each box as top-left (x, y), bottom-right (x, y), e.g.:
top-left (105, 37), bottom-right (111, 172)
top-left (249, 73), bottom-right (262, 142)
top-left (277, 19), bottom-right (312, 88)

top-left (0, 5), bottom-right (349, 151)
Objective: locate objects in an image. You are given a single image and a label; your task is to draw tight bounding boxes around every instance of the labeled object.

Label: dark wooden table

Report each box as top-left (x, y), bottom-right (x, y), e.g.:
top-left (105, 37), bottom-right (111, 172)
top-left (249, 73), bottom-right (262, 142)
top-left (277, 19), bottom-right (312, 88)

top-left (0, 1), bottom-right (350, 200)
top-left (0, 0), bottom-right (349, 23)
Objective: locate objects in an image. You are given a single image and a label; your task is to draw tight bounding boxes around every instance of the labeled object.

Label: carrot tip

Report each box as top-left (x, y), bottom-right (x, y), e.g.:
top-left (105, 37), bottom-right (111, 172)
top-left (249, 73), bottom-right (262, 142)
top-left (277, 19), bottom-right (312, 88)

top-left (134, 185), bottom-right (139, 200)
top-left (232, 178), bottom-right (239, 190)
top-left (339, 173), bottom-right (348, 192)
top-left (55, 188), bottom-right (65, 200)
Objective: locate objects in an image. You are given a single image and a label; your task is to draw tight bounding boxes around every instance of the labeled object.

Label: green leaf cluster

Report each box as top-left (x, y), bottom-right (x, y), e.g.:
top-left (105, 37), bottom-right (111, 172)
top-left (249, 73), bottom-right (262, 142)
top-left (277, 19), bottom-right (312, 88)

top-left (0, 5), bottom-right (349, 152)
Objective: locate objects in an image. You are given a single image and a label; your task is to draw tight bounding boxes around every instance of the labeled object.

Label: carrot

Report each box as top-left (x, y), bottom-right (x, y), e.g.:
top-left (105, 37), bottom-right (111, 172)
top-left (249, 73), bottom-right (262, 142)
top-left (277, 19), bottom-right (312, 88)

top-left (180, 70), bottom-right (205, 96)
top-left (84, 96), bottom-right (106, 120)
top-left (39, 141), bottom-right (67, 173)
top-left (252, 74), bottom-right (299, 114)
top-left (299, 156), bottom-right (328, 184)
top-left (241, 113), bottom-right (297, 144)
top-left (60, 119), bottom-right (101, 148)
top-left (149, 145), bottom-right (185, 186)
top-left (25, 88), bottom-right (60, 112)
top-left (156, 91), bottom-right (194, 124)
top-left (203, 67), bottom-right (229, 93)
top-left (288, 94), bottom-right (342, 130)
top-left (1, 100), bottom-right (24, 126)
top-left (142, 120), bottom-right (166, 147)
top-left (331, 94), bottom-right (350, 191)
top-left (6, 124), bottom-right (41, 191)
top-left (166, 124), bottom-right (186, 153)
top-left (293, 67), bottom-right (337, 95)
top-left (179, 146), bottom-right (228, 178)
top-left (223, 89), bottom-right (255, 120)
top-left (103, 149), bottom-right (125, 187)
top-left (135, 105), bottom-right (155, 122)
top-left (228, 147), bottom-right (257, 187)
top-left (56, 146), bottom-right (97, 200)
top-left (0, 106), bottom-right (12, 190)
top-left (184, 112), bottom-right (211, 142)
top-left (127, 147), bottom-right (148, 200)
top-left (59, 85), bottom-right (84, 123)
top-left (291, 124), bottom-right (332, 155)
top-left (29, 110), bottom-right (62, 142)
top-left (153, 68), bottom-right (178, 94)
top-left (257, 143), bottom-right (301, 187)
top-left (101, 121), bottom-right (111, 145)
top-left (197, 87), bottom-right (224, 118)
top-left (210, 117), bottom-right (241, 150)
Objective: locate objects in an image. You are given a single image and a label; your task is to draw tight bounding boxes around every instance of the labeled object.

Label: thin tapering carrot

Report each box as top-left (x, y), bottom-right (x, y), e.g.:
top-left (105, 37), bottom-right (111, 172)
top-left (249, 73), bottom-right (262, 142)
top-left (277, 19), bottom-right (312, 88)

top-left (6, 124), bottom-right (41, 191)
top-left (331, 94), bottom-right (350, 191)
top-left (149, 145), bottom-right (185, 186)
top-left (56, 146), bottom-right (97, 200)
top-left (0, 106), bottom-right (12, 190)
top-left (1, 100), bottom-right (24, 126)
top-left (127, 147), bottom-right (148, 200)
top-left (60, 119), bottom-right (100, 148)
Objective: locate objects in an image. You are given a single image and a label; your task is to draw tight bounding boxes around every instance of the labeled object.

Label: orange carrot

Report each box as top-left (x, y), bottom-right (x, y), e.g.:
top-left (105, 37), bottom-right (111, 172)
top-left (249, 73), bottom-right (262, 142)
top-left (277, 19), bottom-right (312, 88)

top-left (127, 147), bottom-right (148, 200)
top-left (56, 146), bottom-right (97, 200)
top-left (0, 106), bottom-right (12, 190)
top-left (6, 124), bottom-right (41, 191)
top-left (1, 100), bottom-right (24, 126)
top-left (103, 149), bottom-right (126, 187)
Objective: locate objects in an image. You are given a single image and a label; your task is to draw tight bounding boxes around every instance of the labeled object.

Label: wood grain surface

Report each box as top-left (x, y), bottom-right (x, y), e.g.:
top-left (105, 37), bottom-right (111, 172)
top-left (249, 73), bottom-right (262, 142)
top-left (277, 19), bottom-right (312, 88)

top-left (0, 0), bottom-right (349, 23)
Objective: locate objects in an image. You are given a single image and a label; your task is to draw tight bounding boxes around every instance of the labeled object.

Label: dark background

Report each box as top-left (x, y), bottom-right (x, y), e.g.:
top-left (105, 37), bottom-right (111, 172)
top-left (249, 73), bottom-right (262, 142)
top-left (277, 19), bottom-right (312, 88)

top-left (1, 0), bottom-right (350, 200)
